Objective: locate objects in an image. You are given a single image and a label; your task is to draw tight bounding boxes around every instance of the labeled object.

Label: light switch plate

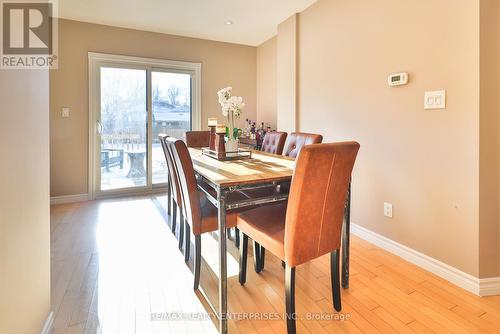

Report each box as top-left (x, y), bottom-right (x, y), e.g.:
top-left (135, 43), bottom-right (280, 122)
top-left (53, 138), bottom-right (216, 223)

top-left (424, 90), bottom-right (446, 110)
top-left (62, 107), bottom-right (70, 118)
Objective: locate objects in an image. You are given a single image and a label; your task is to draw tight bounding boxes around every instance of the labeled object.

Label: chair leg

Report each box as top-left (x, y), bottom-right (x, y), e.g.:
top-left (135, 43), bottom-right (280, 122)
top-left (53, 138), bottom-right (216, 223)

top-left (253, 241), bottom-right (262, 273)
top-left (171, 191), bottom-right (175, 211)
top-left (193, 235), bottom-right (201, 290)
top-left (167, 179), bottom-right (171, 215)
top-left (285, 265), bottom-right (296, 334)
top-left (171, 203), bottom-right (177, 233)
top-left (282, 261), bottom-right (286, 269)
top-left (260, 247), bottom-right (265, 271)
top-left (331, 249), bottom-right (342, 312)
top-left (239, 232), bottom-right (248, 285)
top-left (179, 210), bottom-right (184, 251)
top-left (184, 223), bottom-right (191, 262)
top-left (235, 227), bottom-right (240, 248)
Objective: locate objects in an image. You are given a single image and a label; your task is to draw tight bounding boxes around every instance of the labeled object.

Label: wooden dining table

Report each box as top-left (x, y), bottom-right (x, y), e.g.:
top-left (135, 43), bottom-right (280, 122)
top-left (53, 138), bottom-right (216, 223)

top-left (188, 148), bottom-right (352, 334)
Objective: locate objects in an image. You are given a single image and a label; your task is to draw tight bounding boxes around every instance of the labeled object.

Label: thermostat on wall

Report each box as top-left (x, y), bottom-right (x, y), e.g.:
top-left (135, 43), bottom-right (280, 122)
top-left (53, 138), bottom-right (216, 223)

top-left (388, 72), bottom-right (409, 86)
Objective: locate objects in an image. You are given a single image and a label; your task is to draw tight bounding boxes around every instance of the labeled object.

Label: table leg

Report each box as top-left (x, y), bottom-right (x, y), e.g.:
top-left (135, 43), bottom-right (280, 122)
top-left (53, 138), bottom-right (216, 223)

top-left (342, 182), bottom-right (351, 289)
top-left (217, 189), bottom-right (228, 334)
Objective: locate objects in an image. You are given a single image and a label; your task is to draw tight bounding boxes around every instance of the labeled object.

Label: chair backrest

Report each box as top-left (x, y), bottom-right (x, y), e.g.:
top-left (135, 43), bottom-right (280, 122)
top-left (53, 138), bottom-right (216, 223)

top-left (160, 136), bottom-right (182, 205)
top-left (260, 131), bottom-right (288, 155)
top-left (284, 142), bottom-right (360, 267)
top-left (185, 131), bottom-right (211, 148)
top-left (167, 137), bottom-right (204, 235)
top-left (282, 132), bottom-right (323, 158)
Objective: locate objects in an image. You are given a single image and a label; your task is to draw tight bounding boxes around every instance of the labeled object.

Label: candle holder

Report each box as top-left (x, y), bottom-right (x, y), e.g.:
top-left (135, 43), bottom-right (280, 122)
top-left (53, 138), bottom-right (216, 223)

top-left (215, 133), bottom-right (226, 154)
top-left (208, 126), bottom-right (216, 150)
top-left (208, 118), bottom-right (218, 127)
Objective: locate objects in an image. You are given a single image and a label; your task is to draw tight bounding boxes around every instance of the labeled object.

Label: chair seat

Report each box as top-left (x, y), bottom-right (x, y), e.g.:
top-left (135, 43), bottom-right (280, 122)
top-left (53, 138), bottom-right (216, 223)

top-left (198, 191), bottom-right (248, 234)
top-left (237, 203), bottom-right (287, 261)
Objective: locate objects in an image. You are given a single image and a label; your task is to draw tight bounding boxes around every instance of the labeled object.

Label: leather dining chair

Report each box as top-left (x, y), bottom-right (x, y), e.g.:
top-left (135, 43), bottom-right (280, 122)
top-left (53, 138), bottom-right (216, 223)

top-left (185, 130), bottom-right (214, 210)
top-left (185, 130), bottom-right (211, 148)
top-left (233, 131), bottom-right (288, 248)
top-left (237, 142), bottom-right (360, 334)
top-left (167, 137), bottom-right (245, 289)
top-left (282, 132), bottom-right (323, 158)
top-left (245, 131), bottom-right (323, 265)
top-left (260, 131), bottom-right (288, 155)
top-left (160, 136), bottom-right (184, 251)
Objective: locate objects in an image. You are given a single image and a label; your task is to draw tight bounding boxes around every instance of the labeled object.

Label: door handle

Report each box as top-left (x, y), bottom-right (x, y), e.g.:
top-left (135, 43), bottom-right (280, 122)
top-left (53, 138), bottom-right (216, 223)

top-left (97, 120), bottom-right (103, 135)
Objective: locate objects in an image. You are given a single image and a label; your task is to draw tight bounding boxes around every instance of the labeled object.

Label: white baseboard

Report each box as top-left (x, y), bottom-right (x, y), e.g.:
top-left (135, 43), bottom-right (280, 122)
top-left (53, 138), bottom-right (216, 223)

top-left (50, 193), bottom-right (89, 205)
top-left (41, 311), bottom-right (54, 334)
top-left (351, 223), bottom-right (500, 297)
top-left (479, 277), bottom-right (500, 296)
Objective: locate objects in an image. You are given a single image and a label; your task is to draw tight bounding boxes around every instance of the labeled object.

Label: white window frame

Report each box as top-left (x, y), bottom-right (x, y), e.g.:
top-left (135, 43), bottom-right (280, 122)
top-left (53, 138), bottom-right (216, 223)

top-left (88, 52), bottom-right (202, 200)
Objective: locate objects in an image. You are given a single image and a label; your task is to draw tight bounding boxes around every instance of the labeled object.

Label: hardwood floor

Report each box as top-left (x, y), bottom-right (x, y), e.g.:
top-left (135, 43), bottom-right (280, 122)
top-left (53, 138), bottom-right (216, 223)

top-left (51, 195), bottom-right (500, 333)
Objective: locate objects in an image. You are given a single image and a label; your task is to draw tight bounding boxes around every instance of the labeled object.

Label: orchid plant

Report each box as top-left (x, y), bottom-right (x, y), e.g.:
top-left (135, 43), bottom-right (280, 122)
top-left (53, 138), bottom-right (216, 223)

top-left (217, 86), bottom-right (245, 141)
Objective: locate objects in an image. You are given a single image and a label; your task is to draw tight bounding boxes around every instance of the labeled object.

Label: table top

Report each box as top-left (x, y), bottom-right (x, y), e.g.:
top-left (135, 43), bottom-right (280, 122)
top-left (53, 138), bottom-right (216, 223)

top-left (188, 148), bottom-right (295, 187)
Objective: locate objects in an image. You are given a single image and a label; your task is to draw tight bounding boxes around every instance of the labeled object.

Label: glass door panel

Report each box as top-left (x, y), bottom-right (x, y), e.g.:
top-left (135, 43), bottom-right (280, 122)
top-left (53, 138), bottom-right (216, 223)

top-left (100, 67), bottom-right (147, 191)
top-left (151, 71), bottom-right (192, 185)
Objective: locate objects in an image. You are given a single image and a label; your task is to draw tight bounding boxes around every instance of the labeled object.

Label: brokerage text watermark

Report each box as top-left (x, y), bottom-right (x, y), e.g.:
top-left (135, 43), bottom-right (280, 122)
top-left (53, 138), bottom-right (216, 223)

top-left (151, 312), bottom-right (352, 322)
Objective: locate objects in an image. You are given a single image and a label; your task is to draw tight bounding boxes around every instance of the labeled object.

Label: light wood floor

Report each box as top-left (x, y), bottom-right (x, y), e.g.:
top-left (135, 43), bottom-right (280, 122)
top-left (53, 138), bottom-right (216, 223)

top-left (51, 195), bottom-right (500, 334)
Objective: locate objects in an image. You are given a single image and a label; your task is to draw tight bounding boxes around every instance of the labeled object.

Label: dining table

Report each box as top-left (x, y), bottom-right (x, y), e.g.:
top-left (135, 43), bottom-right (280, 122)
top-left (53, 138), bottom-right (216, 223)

top-left (187, 148), bottom-right (352, 334)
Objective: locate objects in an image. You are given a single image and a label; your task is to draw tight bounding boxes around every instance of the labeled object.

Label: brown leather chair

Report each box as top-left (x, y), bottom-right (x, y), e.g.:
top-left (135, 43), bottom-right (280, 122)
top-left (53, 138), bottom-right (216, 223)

top-left (260, 131), bottom-right (288, 155)
top-left (234, 131), bottom-right (288, 246)
top-left (167, 137), bottom-right (243, 290)
top-left (237, 142), bottom-right (360, 334)
top-left (243, 131), bottom-right (323, 209)
top-left (160, 136), bottom-right (184, 250)
top-left (282, 132), bottom-right (323, 157)
top-left (185, 131), bottom-right (210, 148)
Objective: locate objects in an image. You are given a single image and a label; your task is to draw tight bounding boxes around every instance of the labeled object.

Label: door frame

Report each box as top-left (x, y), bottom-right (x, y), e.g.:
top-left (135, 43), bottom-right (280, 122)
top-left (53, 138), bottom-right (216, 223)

top-left (88, 52), bottom-right (202, 200)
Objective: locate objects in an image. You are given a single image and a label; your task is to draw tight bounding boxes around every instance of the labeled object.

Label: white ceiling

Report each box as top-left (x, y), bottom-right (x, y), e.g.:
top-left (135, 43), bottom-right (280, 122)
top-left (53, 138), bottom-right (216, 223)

top-left (59, 0), bottom-right (317, 46)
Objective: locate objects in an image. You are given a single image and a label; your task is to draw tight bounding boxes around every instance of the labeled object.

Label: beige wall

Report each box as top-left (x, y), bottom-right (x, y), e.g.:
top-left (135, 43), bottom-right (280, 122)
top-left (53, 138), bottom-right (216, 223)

top-left (479, 0), bottom-right (500, 277)
top-left (0, 71), bottom-right (51, 332)
top-left (50, 19), bottom-right (256, 197)
top-left (273, 0), bottom-right (482, 276)
top-left (256, 36), bottom-right (278, 129)
top-left (277, 14), bottom-right (298, 134)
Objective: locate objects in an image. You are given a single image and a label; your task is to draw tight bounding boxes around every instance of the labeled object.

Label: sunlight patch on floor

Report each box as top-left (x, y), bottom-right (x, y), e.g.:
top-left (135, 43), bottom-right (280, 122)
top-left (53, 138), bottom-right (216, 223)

top-left (95, 198), bottom-right (218, 333)
top-left (201, 233), bottom-right (240, 279)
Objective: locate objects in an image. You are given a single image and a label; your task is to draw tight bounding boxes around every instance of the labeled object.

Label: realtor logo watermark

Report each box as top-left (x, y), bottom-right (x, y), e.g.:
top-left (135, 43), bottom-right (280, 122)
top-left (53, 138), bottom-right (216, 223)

top-left (1, 0), bottom-right (58, 69)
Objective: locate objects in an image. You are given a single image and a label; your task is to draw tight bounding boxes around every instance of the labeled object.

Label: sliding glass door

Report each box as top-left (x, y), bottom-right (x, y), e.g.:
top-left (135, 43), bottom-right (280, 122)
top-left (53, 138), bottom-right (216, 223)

top-left (151, 71), bottom-right (192, 185)
top-left (100, 67), bottom-right (148, 191)
top-left (89, 53), bottom-right (201, 199)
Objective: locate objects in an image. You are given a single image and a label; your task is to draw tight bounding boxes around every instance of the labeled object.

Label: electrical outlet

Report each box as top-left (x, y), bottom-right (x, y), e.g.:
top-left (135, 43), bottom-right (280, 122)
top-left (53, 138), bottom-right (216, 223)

top-left (384, 202), bottom-right (393, 218)
top-left (424, 90), bottom-right (446, 109)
